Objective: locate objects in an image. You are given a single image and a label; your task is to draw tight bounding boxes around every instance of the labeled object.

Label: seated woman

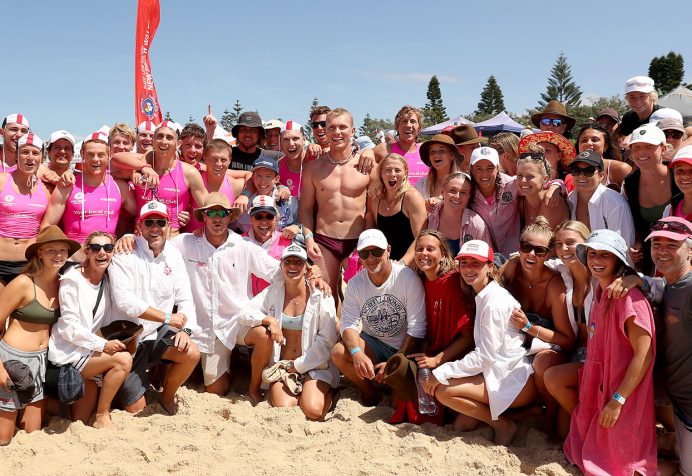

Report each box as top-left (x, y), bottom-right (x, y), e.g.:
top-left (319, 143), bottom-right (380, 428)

top-left (48, 232), bottom-right (133, 429)
top-left (502, 217), bottom-right (575, 435)
top-left (516, 153), bottom-right (569, 231)
top-left (423, 240), bottom-right (536, 445)
top-left (415, 134), bottom-right (463, 209)
top-left (0, 226), bottom-right (79, 445)
top-left (239, 244), bottom-right (338, 420)
top-left (366, 153), bottom-right (426, 265)
top-left (426, 173), bottom-right (491, 256)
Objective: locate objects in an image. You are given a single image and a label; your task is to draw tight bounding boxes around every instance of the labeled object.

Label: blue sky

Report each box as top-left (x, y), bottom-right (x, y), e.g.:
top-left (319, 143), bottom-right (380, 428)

top-left (2, 1), bottom-right (690, 138)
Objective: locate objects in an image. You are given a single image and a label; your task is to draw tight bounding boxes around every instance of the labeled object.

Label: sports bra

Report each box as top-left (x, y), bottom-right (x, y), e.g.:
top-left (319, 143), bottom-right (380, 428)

top-left (10, 278), bottom-right (60, 325)
top-left (281, 312), bottom-right (303, 331)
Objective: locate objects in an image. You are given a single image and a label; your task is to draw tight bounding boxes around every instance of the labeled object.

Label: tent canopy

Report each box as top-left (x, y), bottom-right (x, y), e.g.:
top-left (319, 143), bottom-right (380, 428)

top-left (421, 115), bottom-right (474, 135)
top-left (658, 86), bottom-right (692, 120)
top-left (472, 111), bottom-right (528, 133)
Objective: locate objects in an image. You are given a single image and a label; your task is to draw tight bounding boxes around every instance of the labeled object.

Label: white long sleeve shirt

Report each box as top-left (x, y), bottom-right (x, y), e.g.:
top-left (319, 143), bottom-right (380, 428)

top-left (48, 266), bottom-right (112, 366)
top-left (568, 184), bottom-right (635, 247)
top-left (109, 236), bottom-right (198, 342)
top-left (432, 281), bottom-right (533, 420)
top-left (169, 231), bottom-right (280, 354)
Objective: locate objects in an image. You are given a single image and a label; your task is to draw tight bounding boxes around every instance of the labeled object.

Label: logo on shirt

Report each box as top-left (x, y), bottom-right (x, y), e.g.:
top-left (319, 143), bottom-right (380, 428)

top-left (462, 233), bottom-right (472, 243)
top-left (501, 191), bottom-right (513, 203)
top-left (361, 294), bottom-right (406, 339)
top-left (4, 195), bottom-right (13, 203)
top-left (164, 264), bottom-right (171, 275)
top-left (588, 321), bottom-right (596, 340)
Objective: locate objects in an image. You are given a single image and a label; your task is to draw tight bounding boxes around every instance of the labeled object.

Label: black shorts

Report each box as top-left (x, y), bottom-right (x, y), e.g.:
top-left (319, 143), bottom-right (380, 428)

top-left (0, 260), bottom-right (27, 284)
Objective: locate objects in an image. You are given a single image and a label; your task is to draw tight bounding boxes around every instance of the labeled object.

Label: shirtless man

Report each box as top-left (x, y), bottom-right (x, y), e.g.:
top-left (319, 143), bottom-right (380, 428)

top-left (299, 108), bottom-right (371, 297)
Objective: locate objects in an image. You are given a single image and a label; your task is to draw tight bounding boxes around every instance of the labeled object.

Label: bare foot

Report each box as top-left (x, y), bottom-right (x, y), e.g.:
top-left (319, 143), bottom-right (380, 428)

top-left (248, 389), bottom-right (264, 407)
top-left (453, 413), bottom-right (482, 432)
top-left (492, 418), bottom-right (517, 446)
top-left (92, 413), bottom-right (116, 429)
top-left (161, 399), bottom-right (179, 415)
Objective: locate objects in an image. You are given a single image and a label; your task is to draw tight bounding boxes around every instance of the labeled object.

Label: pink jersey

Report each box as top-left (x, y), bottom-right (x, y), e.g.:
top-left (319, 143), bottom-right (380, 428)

top-left (62, 174), bottom-right (122, 244)
top-left (245, 231), bottom-right (291, 296)
top-left (135, 159), bottom-right (191, 229)
top-left (279, 156), bottom-right (311, 198)
top-left (0, 173), bottom-right (49, 239)
top-left (0, 162), bottom-right (17, 173)
top-left (185, 171), bottom-right (235, 232)
top-left (391, 142), bottom-right (427, 186)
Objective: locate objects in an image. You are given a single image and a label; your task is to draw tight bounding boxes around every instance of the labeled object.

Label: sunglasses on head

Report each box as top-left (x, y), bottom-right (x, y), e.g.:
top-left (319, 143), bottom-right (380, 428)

top-left (569, 165), bottom-right (598, 177)
top-left (651, 220), bottom-right (692, 235)
top-left (358, 248), bottom-right (385, 260)
top-left (311, 121), bottom-right (327, 129)
top-left (520, 152), bottom-right (546, 161)
top-left (664, 130), bottom-right (684, 140)
top-left (143, 218), bottom-right (168, 228)
top-left (88, 243), bottom-right (115, 253)
top-left (203, 209), bottom-right (231, 218)
top-left (252, 212), bottom-right (275, 221)
top-left (519, 240), bottom-right (550, 257)
top-left (540, 118), bottom-right (563, 127)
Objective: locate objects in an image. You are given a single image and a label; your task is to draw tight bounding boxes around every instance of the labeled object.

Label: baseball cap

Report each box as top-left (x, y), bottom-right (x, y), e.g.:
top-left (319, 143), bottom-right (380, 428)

top-left (82, 131), bottom-right (109, 146)
top-left (264, 119), bottom-right (284, 131)
top-left (657, 118), bottom-right (686, 133)
top-left (139, 200), bottom-right (168, 220)
top-left (249, 195), bottom-right (278, 216)
top-left (576, 229), bottom-right (632, 269)
top-left (455, 240), bottom-right (493, 263)
top-left (669, 145), bottom-right (692, 168)
top-left (625, 76), bottom-right (655, 94)
top-left (17, 133), bottom-right (43, 150)
top-left (3, 113), bottom-right (30, 128)
top-left (645, 217), bottom-right (692, 242)
top-left (48, 130), bottom-right (75, 147)
top-left (470, 147), bottom-right (499, 167)
top-left (282, 120), bottom-right (304, 133)
top-left (649, 108), bottom-right (683, 125)
top-left (251, 157), bottom-right (279, 175)
top-left (356, 229), bottom-right (388, 251)
top-left (137, 120), bottom-right (157, 134)
top-left (571, 150), bottom-right (604, 169)
top-left (281, 244), bottom-right (308, 262)
top-left (629, 124), bottom-right (666, 146)
top-left (355, 135), bottom-right (376, 151)
top-left (596, 108), bottom-right (620, 123)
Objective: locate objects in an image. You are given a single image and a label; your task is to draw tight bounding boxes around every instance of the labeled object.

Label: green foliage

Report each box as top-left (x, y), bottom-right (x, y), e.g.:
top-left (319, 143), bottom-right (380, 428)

top-left (568, 95), bottom-right (629, 134)
top-left (304, 97), bottom-right (320, 142)
top-left (648, 52), bottom-right (685, 95)
top-left (538, 53), bottom-right (582, 108)
top-left (475, 75), bottom-right (506, 117)
top-left (358, 113), bottom-right (394, 141)
top-left (219, 109), bottom-right (235, 131)
top-left (163, 111), bottom-right (172, 121)
top-left (423, 75), bottom-right (449, 127)
top-left (232, 100), bottom-right (243, 118)
top-left (188, 115), bottom-right (195, 124)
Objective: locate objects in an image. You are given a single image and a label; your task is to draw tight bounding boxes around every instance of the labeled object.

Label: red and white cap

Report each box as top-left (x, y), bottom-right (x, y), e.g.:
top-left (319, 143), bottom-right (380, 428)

top-left (3, 113), bottom-right (30, 128)
top-left (82, 131), bottom-right (109, 146)
top-left (645, 216), bottom-right (692, 242)
top-left (139, 200), bottom-right (168, 220)
top-left (17, 133), bottom-right (43, 150)
top-left (669, 145), bottom-right (692, 168)
top-left (48, 130), bottom-right (75, 147)
top-left (455, 239), bottom-right (494, 263)
top-left (249, 194), bottom-right (278, 216)
top-left (282, 120), bottom-right (304, 133)
top-left (137, 120), bottom-right (157, 134)
top-left (157, 120), bottom-right (182, 134)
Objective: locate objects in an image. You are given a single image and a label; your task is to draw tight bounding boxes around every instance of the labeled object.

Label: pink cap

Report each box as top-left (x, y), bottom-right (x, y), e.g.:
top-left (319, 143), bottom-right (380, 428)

top-left (17, 133), bottom-right (43, 150)
top-left (645, 216), bottom-right (692, 242)
top-left (455, 239), bottom-right (494, 263)
top-left (669, 145), bottom-right (692, 168)
top-left (3, 113), bottom-right (30, 128)
top-left (137, 120), bottom-right (157, 134)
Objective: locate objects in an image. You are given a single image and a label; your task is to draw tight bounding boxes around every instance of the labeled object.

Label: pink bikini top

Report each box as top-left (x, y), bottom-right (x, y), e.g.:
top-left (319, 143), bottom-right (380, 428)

top-left (134, 159), bottom-right (191, 229)
top-left (185, 171), bottom-right (235, 232)
top-left (62, 174), bottom-right (123, 243)
top-left (0, 174), bottom-right (49, 239)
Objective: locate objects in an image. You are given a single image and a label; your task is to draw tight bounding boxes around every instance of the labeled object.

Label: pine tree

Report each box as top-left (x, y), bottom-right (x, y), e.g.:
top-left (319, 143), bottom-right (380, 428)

top-left (475, 75), bottom-right (506, 116)
top-left (423, 75), bottom-right (448, 126)
top-left (648, 52), bottom-right (684, 95)
top-left (232, 100), bottom-right (243, 119)
top-left (359, 113), bottom-right (373, 138)
top-left (219, 109), bottom-right (235, 131)
top-left (538, 53), bottom-right (582, 108)
top-left (188, 115), bottom-right (195, 124)
top-left (163, 111), bottom-right (172, 121)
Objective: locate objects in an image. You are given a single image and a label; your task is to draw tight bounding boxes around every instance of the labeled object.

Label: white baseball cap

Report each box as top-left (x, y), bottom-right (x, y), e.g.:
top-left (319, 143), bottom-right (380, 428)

top-left (48, 130), bottom-right (75, 147)
top-left (17, 133), bottom-right (43, 150)
top-left (3, 113), bottom-right (30, 128)
top-left (139, 200), bottom-right (168, 220)
top-left (625, 76), bottom-right (655, 94)
top-left (455, 239), bottom-right (494, 263)
top-left (356, 229), bottom-right (388, 251)
top-left (629, 124), bottom-right (666, 146)
top-left (281, 244), bottom-right (308, 262)
top-left (264, 119), bottom-right (284, 130)
top-left (649, 108), bottom-right (684, 125)
top-left (470, 146), bottom-right (499, 167)
top-left (670, 145), bottom-right (692, 168)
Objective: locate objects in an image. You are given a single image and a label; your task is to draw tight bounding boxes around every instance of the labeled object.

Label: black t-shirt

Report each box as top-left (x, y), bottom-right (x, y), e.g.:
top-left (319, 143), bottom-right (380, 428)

top-left (230, 147), bottom-right (283, 171)
top-left (619, 104), bottom-right (660, 136)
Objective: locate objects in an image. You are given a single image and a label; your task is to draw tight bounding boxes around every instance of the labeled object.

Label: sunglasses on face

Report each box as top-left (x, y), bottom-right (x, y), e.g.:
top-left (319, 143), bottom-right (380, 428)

top-left (88, 243), bottom-right (115, 253)
top-left (143, 219), bottom-right (168, 228)
top-left (540, 118), bottom-right (563, 127)
top-left (311, 121), bottom-right (327, 129)
top-left (203, 209), bottom-right (231, 218)
top-left (664, 130), bottom-right (684, 140)
top-left (651, 220), bottom-right (692, 235)
top-left (252, 212), bottom-right (275, 221)
top-left (358, 248), bottom-right (385, 260)
top-left (519, 240), bottom-right (550, 257)
top-left (569, 165), bottom-right (598, 177)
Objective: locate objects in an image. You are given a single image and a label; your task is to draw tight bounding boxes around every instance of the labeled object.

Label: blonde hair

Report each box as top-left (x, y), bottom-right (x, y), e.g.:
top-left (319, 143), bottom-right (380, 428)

top-left (521, 216), bottom-right (555, 247)
top-left (109, 122), bottom-right (136, 144)
top-left (490, 133), bottom-right (519, 163)
top-left (554, 220), bottom-right (590, 242)
top-left (517, 152), bottom-right (552, 178)
top-left (369, 153), bottom-right (413, 199)
top-left (394, 105), bottom-right (423, 132)
top-left (326, 108), bottom-right (353, 127)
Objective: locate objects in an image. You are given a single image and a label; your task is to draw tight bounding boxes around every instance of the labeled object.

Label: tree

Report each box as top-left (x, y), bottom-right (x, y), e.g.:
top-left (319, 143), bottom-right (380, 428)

top-left (538, 53), bottom-right (582, 108)
top-left (232, 100), bottom-right (243, 119)
top-left (357, 114), bottom-right (395, 141)
top-left (422, 75), bottom-right (448, 127)
top-left (219, 109), bottom-right (235, 131)
top-left (304, 97), bottom-right (321, 142)
top-left (568, 95), bottom-right (629, 134)
top-left (648, 52), bottom-right (684, 95)
top-left (475, 75), bottom-right (505, 117)
top-left (163, 111), bottom-right (172, 121)
top-left (359, 113), bottom-right (374, 137)
top-left (188, 115), bottom-right (195, 124)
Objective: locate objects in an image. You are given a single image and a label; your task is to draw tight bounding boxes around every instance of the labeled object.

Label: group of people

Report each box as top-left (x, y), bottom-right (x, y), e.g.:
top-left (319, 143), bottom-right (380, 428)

top-left (0, 73), bottom-right (691, 475)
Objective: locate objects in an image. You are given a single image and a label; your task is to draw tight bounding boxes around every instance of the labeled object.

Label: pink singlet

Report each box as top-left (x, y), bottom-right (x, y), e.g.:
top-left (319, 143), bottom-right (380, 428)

top-left (391, 142), bottom-right (427, 186)
top-left (62, 174), bottom-right (123, 244)
top-left (135, 159), bottom-right (191, 229)
top-left (0, 174), bottom-right (49, 239)
top-left (185, 171), bottom-right (235, 232)
top-left (279, 156), bottom-right (311, 198)
top-left (246, 231), bottom-right (291, 296)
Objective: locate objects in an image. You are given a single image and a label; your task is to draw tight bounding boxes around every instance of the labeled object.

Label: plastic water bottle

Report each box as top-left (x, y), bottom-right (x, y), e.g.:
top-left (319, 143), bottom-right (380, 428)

top-left (416, 368), bottom-right (438, 415)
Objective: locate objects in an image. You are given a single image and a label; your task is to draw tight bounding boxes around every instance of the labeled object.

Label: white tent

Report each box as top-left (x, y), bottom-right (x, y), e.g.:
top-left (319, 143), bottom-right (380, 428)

top-left (658, 86), bottom-right (692, 123)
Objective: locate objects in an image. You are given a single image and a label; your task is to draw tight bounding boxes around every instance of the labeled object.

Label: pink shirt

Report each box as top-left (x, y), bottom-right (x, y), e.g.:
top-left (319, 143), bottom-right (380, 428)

top-left (62, 174), bottom-right (122, 243)
top-left (0, 173), bottom-right (49, 239)
top-left (470, 173), bottom-right (520, 256)
top-left (391, 142), bottom-right (427, 186)
top-left (244, 230), bottom-right (291, 296)
top-left (185, 171), bottom-right (235, 232)
top-left (564, 288), bottom-right (657, 476)
top-left (279, 156), bottom-right (311, 198)
top-left (134, 159), bottom-right (191, 229)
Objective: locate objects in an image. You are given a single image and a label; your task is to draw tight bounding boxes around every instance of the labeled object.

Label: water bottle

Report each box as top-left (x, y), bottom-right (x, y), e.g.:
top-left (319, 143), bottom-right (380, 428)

top-left (416, 368), bottom-right (438, 415)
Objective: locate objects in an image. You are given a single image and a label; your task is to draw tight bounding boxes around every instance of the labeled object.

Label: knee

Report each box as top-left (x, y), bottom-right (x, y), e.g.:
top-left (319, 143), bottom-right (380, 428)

top-left (187, 342), bottom-right (201, 364)
top-left (114, 351), bottom-right (133, 372)
top-left (434, 384), bottom-right (450, 403)
top-left (301, 401), bottom-right (325, 421)
top-left (532, 352), bottom-right (560, 377)
top-left (331, 342), bottom-right (346, 364)
top-left (0, 438), bottom-right (11, 446)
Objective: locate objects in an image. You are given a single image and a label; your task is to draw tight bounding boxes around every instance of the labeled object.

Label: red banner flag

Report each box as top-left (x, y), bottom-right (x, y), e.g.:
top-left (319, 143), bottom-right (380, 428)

top-left (134, 0), bottom-right (163, 125)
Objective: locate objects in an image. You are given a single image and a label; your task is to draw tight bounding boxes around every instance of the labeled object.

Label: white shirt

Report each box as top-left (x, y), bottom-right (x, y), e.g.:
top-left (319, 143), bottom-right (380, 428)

top-left (340, 262), bottom-right (426, 349)
top-left (48, 266), bottom-right (112, 366)
top-left (568, 184), bottom-right (635, 247)
top-left (169, 231), bottom-right (279, 354)
top-left (109, 236), bottom-right (198, 342)
top-left (432, 281), bottom-right (533, 420)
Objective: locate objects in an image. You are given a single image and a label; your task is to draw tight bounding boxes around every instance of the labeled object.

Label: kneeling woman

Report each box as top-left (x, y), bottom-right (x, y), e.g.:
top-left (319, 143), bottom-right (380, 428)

top-left (423, 240), bottom-right (536, 445)
top-left (0, 226), bottom-right (79, 444)
top-left (240, 244), bottom-right (338, 420)
top-left (48, 232), bottom-right (133, 429)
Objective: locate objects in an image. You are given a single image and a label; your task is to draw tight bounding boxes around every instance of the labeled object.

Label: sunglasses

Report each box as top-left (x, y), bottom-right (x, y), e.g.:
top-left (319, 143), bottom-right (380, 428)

top-left (664, 130), bottom-right (684, 140)
top-left (358, 248), bottom-right (385, 260)
top-left (203, 209), bottom-right (231, 218)
top-left (651, 220), bottom-right (692, 235)
top-left (519, 240), bottom-right (550, 257)
top-left (88, 243), bottom-right (115, 253)
top-left (143, 219), bottom-right (168, 228)
top-left (311, 121), bottom-right (327, 129)
top-left (569, 165), bottom-right (598, 177)
top-left (252, 212), bottom-right (275, 221)
top-left (540, 118), bottom-right (563, 127)
top-left (519, 152), bottom-right (546, 161)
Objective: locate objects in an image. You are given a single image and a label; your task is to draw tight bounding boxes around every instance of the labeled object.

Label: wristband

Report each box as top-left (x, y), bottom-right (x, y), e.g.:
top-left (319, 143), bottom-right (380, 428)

top-left (140, 163), bottom-right (153, 171)
top-left (350, 346), bottom-right (362, 356)
top-left (164, 312), bottom-right (171, 325)
top-left (521, 321), bottom-right (532, 332)
top-left (240, 190), bottom-right (251, 198)
top-left (612, 392), bottom-right (626, 405)
top-left (304, 232), bottom-right (314, 240)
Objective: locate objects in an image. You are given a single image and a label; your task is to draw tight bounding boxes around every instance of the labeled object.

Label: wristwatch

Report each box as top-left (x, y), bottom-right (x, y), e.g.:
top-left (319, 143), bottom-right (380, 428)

top-left (182, 328), bottom-right (192, 336)
top-left (612, 392), bottom-right (626, 405)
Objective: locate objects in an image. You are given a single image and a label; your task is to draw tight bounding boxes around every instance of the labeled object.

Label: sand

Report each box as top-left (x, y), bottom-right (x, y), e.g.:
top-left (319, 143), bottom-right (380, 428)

top-left (1, 383), bottom-right (577, 476)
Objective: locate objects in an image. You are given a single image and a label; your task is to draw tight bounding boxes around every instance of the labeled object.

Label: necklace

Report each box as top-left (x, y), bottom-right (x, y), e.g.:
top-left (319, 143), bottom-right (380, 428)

top-left (382, 194), bottom-right (399, 211)
top-left (326, 152), bottom-right (352, 166)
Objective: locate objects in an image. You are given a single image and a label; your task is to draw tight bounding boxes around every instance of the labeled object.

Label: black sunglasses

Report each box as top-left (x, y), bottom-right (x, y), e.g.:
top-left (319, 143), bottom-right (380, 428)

top-left (664, 130), bottom-right (684, 140)
top-left (252, 212), bottom-right (275, 221)
top-left (569, 165), bottom-right (598, 177)
top-left (358, 248), bottom-right (385, 260)
top-left (143, 219), bottom-right (168, 228)
top-left (88, 243), bottom-right (115, 253)
top-left (651, 220), bottom-right (691, 235)
top-left (519, 240), bottom-right (550, 257)
top-left (203, 209), bottom-right (231, 218)
top-left (540, 118), bottom-right (563, 127)
top-left (519, 152), bottom-right (546, 161)
top-left (311, 121), bottom-right (327, 129)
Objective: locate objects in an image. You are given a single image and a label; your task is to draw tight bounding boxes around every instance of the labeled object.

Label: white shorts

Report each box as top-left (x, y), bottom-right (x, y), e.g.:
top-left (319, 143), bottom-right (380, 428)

top-left (675, 412), bottom-right (692, 476)
top-left (200, 327), bottom-right (253, 386)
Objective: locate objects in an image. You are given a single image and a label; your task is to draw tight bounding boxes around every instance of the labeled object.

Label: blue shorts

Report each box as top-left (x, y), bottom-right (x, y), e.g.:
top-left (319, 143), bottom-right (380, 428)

top-left (360, 332), bottom-right (397, 364)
